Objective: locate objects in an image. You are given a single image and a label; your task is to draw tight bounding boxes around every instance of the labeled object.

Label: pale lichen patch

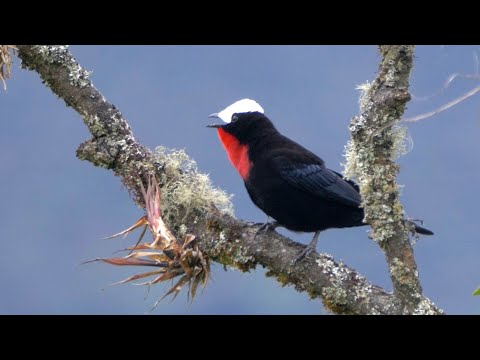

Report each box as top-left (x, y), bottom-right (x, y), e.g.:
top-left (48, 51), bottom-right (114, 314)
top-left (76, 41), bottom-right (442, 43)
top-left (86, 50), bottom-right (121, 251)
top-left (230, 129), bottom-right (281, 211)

top-left (343, 101), bottom-right (409, 244)
top-left (68, 65), bottom-right (91, 88)
top-left (206, 229), bottom-right (256, 272)
top-left (322, 286), bottom-right (348, 305)
top-left (356, 81), bottom-right (372, 111)
top-left (413, 297), bottom-right (444, 315)
top-left (153, 146), bottom-right (234, 230)
top-left (30, 45), bottom-right (92, 89)
top-left (385, 60), bottom-right (398, 87)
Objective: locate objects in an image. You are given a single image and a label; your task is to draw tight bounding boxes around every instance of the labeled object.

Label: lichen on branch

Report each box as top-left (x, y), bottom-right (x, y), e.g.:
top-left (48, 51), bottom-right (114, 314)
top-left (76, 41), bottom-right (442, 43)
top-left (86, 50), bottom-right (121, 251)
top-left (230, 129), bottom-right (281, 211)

top-left (13, 45), bottom-right (443, 314)
top-left (343, 45), bottom-right (433, 313)
top-left (152, 146), bottom-right (234, 231)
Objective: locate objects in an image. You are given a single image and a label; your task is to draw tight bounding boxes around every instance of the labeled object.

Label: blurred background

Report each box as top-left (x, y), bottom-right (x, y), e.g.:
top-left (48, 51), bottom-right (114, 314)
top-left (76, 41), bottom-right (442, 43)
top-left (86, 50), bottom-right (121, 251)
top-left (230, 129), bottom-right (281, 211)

top-left (0, 45), bottom-right (478, 314)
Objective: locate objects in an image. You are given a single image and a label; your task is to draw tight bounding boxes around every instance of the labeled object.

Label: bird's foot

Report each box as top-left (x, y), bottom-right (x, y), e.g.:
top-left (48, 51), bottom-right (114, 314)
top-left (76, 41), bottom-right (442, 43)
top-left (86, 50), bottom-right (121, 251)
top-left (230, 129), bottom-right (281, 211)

top-left (293, 231), bottom-right (320, 264)
top-left (257, 221), bottom-right (279, 233)
top-left (253, 220), bottom-right (279, 240)
top-left (293, 242), bottom-right (317, 264)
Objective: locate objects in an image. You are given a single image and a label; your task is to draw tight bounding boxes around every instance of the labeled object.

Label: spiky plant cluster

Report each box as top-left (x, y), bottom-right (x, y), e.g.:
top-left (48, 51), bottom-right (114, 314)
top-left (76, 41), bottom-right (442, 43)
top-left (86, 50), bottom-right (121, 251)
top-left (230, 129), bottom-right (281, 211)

top-left (0, 45), bottom-right (17, 90)
top-left (87, 175), bottom-right (211, 309)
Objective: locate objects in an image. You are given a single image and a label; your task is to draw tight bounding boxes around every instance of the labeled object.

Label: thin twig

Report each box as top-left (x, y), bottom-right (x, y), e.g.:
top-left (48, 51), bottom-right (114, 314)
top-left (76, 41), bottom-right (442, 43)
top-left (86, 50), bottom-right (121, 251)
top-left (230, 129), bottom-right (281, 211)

top-left (404, 85), bottom-right (480, 123)
top-left (369, 84), bottom-right (480, 142)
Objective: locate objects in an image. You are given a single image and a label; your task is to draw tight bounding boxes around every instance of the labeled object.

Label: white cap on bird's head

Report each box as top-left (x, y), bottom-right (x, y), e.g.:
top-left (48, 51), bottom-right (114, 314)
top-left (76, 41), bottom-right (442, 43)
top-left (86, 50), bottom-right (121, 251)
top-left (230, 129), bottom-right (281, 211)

top-left (209, 98), bottom-right (264, 123)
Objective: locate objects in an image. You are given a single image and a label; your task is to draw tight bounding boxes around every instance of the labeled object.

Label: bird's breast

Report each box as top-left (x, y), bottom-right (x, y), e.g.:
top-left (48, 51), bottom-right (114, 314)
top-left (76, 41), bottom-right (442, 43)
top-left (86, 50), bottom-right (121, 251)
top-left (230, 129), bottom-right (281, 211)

top-left (217, 128), bottom-right (253, 180)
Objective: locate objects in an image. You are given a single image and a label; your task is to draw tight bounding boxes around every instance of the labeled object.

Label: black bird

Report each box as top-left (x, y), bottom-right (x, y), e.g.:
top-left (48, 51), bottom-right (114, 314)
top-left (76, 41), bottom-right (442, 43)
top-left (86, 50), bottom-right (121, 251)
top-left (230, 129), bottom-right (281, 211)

top-left (208, 99), bottom-right (433, 260)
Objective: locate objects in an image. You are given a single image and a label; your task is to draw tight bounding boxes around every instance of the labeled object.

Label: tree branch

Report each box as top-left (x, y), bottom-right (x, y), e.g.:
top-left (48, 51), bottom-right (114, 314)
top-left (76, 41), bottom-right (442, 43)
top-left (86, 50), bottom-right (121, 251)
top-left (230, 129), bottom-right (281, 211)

top-left (345, 45), bottom-right (436, 313)
top-left (15, 45), bottom-right (443, 314)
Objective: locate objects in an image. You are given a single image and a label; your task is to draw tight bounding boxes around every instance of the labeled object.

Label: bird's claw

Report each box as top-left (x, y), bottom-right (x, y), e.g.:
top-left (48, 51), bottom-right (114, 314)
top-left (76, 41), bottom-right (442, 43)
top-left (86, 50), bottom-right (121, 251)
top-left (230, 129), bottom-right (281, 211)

top-left (257, 221), bottom-right (279, 233)
top-left (293, 243), bottom-right (316, 264)
top-left (254, 221), bottom-right (279, 240)
top-left (293, 231), bottom-right (320, 264)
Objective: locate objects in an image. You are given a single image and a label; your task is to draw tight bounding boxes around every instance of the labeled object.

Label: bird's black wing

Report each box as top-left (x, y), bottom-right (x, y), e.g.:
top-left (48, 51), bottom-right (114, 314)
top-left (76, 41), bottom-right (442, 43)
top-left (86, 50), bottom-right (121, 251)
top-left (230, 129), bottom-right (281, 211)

top-left (332, 170), bottom-right (360, 193)
top-left (272, 155), bottom-right (362, 208)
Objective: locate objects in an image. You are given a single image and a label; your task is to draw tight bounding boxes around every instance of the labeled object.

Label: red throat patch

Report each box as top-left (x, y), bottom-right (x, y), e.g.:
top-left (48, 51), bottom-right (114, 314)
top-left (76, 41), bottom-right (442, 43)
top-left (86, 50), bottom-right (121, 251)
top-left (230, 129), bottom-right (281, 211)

top-left (217, 128), bottom-right (253, 180)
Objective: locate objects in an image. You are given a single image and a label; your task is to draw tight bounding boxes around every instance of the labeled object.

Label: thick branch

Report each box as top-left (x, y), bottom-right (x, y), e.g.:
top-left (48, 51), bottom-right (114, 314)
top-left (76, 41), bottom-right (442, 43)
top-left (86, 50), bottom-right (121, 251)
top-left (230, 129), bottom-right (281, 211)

top-left (16, 45), bottom-right (443, 314)
top-left (346, 45), bottom-right (429, 313)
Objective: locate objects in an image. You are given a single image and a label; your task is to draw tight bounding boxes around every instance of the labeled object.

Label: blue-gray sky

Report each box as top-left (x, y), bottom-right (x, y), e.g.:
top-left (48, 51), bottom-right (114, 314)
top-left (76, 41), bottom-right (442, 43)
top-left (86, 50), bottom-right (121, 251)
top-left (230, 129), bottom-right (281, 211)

top-left (1, 45), bottom-right (478, 314)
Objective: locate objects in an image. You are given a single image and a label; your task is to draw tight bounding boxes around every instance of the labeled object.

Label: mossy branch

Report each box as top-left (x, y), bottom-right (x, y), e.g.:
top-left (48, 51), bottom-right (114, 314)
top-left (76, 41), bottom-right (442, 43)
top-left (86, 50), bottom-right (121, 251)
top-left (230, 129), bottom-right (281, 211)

top-left (344, 45), bottom-right (433, 313)
top-left (15, 45), bottom-right (443, 314)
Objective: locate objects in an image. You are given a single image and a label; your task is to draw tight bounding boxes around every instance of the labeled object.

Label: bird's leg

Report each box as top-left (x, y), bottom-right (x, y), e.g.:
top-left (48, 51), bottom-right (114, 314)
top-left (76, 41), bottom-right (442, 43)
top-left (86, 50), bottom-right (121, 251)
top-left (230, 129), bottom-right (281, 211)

top-left (254, 217), bottom-right (279, 240)
top-left (294, 231), bottom-right (320, 263)
top-left (257, 216), bottom-right (279, 232)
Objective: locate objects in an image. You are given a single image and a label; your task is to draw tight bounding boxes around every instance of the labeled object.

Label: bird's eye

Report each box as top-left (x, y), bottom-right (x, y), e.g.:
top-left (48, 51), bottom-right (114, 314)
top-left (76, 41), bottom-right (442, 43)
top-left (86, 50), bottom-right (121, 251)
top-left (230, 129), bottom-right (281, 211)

top-left (231, 114), bottom-right (239, 122)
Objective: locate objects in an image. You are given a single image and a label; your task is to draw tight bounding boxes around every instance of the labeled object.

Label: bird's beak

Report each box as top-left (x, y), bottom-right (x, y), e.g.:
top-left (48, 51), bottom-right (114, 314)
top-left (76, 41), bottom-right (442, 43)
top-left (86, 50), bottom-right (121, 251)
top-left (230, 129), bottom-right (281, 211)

top-left (207, 113), bottom-right (222, 128)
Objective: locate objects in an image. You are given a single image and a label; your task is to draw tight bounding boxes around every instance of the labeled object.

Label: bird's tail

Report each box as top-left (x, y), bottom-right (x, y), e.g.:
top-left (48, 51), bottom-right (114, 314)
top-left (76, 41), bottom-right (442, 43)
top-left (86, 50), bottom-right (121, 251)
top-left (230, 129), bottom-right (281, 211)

top-left (410, 222), bottom-right (434, 235)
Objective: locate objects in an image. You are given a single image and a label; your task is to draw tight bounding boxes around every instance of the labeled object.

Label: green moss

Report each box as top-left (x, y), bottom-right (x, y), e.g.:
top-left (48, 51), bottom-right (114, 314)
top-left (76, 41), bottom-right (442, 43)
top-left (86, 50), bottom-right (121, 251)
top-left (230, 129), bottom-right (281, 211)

top-left (265, 269), bottom-right (291, 287)
top-left (322, 287), bottom-right (353, 314)
top-left (265, 268), bottom-right (323, 303)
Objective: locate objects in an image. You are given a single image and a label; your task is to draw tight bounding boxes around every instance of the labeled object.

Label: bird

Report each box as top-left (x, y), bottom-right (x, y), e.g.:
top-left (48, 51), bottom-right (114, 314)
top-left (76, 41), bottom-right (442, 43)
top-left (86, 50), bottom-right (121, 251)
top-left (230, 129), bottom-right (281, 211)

top-left (207, 98), bottom-right (433, 261)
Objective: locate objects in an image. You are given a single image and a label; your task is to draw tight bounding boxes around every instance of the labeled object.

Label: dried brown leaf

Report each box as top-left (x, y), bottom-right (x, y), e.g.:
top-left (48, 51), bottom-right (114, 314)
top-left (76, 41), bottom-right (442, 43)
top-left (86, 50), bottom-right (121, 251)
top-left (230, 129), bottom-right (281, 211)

top-left (126, 251), bottom-right (161, 258)
top-left (198, 251), bottom-right (210, 287)
top-left (151, 234), bottom-right (171, 249)
top-left (124, 243), bottom-right (153, 251)
top-left (108, 270), bottom-right (165, 286)
top-left (182, 234), bottom-right (196, 248)
top-left (153, 275), bottom-right (191, 309)
top-left (0, 45), bottom-right (17, 91)
top-left (128, 223), bottom-right (148, 254)
top-left (94, 174), bottom-right (212, 309)
top-left (103, 216), bottom-right (148, 239)
top-left (136, 268), bottom-right (182, 286)
top-left (179, 257), bottom-right (193, 277)
top-left (85, 257), bottom-right (167, 267)
top-left (188, 266), bottom-right (203, 302)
